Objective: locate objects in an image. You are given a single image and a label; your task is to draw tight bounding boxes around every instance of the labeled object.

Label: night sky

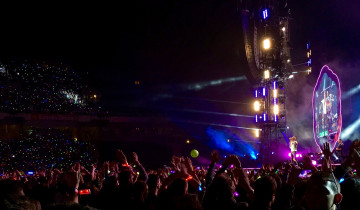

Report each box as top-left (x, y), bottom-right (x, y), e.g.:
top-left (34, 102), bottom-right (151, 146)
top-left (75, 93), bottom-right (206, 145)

top-left (1, 1), bottom-right (360, 143)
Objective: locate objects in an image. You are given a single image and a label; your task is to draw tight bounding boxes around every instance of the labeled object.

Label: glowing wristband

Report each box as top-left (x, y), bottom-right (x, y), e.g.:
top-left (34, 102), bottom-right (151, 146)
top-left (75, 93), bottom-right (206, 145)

top-left (185, 175), bottom-right (193, 182)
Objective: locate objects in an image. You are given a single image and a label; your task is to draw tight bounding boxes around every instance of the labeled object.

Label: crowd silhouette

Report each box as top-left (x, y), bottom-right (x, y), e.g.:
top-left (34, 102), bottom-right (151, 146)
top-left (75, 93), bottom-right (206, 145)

top-left (1, 138), bottom-right (359, 210)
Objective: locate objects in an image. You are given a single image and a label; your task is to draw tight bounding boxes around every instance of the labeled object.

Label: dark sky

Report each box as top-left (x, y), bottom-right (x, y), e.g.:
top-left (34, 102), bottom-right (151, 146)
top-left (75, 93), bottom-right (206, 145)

top-left (1, 1), bottom-right (360, 125)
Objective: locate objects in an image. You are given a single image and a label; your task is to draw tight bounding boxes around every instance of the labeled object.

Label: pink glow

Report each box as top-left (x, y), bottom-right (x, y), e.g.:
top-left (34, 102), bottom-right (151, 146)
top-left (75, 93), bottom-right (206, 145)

top-left (288, 153), bottom-right (302, 158)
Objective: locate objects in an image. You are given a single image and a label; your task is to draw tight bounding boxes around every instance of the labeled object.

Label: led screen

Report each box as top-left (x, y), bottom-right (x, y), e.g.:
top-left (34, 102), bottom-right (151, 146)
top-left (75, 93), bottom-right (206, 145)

top-left (313, 65), bottom-right (342, 151)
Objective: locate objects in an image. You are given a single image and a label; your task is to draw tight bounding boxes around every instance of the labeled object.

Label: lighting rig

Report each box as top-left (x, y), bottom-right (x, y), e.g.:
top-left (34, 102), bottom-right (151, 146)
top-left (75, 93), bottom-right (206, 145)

top-left (252, 4), bottom-right (293, 163)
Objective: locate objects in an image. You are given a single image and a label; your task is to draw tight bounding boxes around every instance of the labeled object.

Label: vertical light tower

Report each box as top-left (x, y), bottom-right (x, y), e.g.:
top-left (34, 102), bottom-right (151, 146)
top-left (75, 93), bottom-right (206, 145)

top-left (252, 3), bottom-right (291, 163)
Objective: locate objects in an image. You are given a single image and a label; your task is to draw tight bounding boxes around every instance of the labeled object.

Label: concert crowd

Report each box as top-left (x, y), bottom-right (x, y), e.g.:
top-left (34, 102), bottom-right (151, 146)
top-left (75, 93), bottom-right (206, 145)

top-left (0, 136), bottom-right (359, 210)
top-left (0, 61), bottom-right (359, 209)
top-left (0, 61), bottom-right (102, 115)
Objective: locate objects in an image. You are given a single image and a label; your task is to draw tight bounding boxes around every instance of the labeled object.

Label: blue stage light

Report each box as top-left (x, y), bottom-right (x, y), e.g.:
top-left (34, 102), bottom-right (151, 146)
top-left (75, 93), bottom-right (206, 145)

top-left (262, 9), bottom-right (269, 19)
top-left (307, 58), bottom-right (312, 66)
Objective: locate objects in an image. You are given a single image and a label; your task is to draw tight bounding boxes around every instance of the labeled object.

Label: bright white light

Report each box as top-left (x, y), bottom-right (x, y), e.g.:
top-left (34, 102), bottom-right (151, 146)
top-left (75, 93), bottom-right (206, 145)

top-left (281, 27), bottom-right (286, 32)
top-left (254, 101), bottom-right (260, 111)
top-left (264, 70), bottom-right (270, 79)
top-left (289, 75), bottom-right (294, 79)
top-left (273, 105), bottom-right (279, 115)
top-left (341, 116), bottom-right (360, 139)
top-left (255, 129), bottom-right (260, 137)
top-left (287, 59), bottom-right (291, 63)
top-left (263, 38), bottom-right (271, 50)
top-left (273, 89), bottom-right (278, 98)
top-left (343, 83), bottom-right (360, 100)
top-left (187, 76), bottom-right (246, 91)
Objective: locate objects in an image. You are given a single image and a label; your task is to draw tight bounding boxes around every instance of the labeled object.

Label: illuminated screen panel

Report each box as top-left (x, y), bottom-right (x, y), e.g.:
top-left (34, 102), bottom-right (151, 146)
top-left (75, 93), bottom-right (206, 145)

top-left (313, 65), bottom-right (342, 151)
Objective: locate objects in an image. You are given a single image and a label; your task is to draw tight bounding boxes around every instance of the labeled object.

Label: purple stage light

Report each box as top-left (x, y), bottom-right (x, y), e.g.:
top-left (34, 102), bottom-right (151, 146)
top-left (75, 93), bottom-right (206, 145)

top-left (273, 81), bottom-right (277, 89)
top-left (255, 115), bottom-right (259, 122)
top-left (255, 90), bottom-right (258, 98)
top-left (263, 113), bottom-right (267, 121)
top-left (263, 87), bottom-right (266, 96)
top-left (274, 115), bottom-right (277, 122)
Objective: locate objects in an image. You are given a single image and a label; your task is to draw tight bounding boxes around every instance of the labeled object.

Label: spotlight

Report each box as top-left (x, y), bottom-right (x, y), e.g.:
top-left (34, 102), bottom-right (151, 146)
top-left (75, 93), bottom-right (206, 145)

top-left (262, 9), bottom-right (269, 19)
top-left (264, 69), bottom-right (270, 79)
top-left (281, 27), bottom-right (286, 32)
top-left (289, 75), bottom-right (294, 79)
top-left (273, 105), bottom-right (279, 115)
top-left (273, 81), bottom-right (277, 89)
top-left (273, 89), bottom-right (278, 98)
top-left (254, 101), bottom-right (260, 111)
top-left (263, 38), bottom-right (271, 50)
top-left (312, 160), bottom-right (317, 166)
top-left (255, 129), bottom-right (260, 137)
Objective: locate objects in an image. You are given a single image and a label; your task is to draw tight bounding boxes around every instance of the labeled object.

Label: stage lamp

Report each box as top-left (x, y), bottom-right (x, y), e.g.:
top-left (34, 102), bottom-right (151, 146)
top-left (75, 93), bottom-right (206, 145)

top-left (273, 89), bottom-right (278, 98)
top-left (273, 81), bottom-right (277, 89)
top-left (262, 9), bottom-right (269, 19)
top-left (264, 70), bottom-right (270, 79)
top-left (273, 105), bottom-right (279, 115)
top-left (263, 38), bottom-right (271, 50)
top-left (254, 101), bottom-right (260, 111)
top-left (281, 27), bottom-right (286, 32)
top-left (255, 129), bottom-right (260, 137)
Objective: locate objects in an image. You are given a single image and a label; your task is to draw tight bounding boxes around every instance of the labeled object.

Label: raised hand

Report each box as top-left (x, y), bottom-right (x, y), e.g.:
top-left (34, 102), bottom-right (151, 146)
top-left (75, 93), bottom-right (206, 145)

top-left (224, 154), bottom-right (241, 168)
top-left (171, 155), bottom-right (181, 172)
top-left (130, 152), bottom-right (139, 164)
top-left (184, 157), bottom-right (194, 174)
top-left (116, 149), bottom-right (128, 164)
top-left (320, 142), bottom-right (333, 160)
top-left (74, 162), bottom-right (81, 172)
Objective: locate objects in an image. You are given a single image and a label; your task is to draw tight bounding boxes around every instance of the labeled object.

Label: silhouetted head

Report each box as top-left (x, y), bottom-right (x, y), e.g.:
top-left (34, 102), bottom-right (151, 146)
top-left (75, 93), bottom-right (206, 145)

top-left (304, 171), bottom-right (342, 210)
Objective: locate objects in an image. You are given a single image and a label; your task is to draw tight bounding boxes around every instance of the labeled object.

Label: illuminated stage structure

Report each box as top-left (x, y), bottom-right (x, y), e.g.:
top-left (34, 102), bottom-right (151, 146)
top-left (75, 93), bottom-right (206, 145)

top-left (239, 0), bottom-right (311, 162)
